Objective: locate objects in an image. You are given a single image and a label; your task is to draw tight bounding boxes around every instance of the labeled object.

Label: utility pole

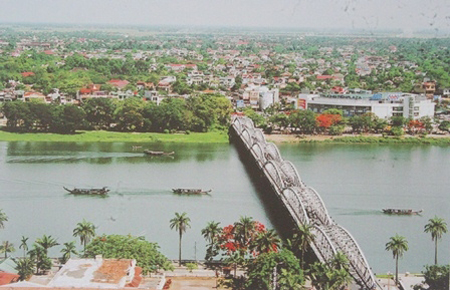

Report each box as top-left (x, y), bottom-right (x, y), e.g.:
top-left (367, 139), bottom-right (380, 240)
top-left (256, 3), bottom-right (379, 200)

top-left (194, 241), bottom-right (197, 262)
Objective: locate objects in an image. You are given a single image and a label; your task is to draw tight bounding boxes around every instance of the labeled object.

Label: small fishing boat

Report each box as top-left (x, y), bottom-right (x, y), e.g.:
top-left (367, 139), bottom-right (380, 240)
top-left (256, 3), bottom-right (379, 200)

top-left (382, 209), bottom-right (423, 215)
top-left (172, 188), bottom-right (212, 195)
top-left (144, 150), bottom-right (175, 156)
top-left (63, 186), bottom-right (109, 195)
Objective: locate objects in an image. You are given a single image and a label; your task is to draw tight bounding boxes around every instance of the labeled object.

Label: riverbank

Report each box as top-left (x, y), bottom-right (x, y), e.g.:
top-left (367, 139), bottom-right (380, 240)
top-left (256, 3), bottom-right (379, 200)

top-left (1, 129), bottom-right (449, 145)
top-left (0, 129), bottom-right (229, 143)
top-left (265, 133), bottom-right (450, 145)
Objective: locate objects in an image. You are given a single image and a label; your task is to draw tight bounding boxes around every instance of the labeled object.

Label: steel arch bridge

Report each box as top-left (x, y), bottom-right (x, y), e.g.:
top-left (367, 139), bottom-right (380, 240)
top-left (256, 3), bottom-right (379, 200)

top-left (230, 116), bottom-right (377, 290)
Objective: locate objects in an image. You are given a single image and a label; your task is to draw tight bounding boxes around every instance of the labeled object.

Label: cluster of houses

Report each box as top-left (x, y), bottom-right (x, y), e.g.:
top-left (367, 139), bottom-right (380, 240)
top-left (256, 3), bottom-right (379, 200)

top-left (0, 34), bottom-right (448, 120)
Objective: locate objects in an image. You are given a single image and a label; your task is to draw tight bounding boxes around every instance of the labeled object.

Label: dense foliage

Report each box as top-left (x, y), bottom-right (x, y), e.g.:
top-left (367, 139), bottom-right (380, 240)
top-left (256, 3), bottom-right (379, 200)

top-left (1, 94), bottom-right (232, 133)
top-left (84, 234), bottom-right (173, 273)
top-left (421, 264), bottom-right (450, 290)
top-left (245, 249), bottom-right (304, 290)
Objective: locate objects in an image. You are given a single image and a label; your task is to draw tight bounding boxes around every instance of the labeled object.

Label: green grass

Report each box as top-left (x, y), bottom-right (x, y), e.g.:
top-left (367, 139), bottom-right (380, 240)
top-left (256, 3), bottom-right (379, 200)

top-left (299, 136), bottom-right (450, 145)
top-left (0, 130), bottom-right (230, 143)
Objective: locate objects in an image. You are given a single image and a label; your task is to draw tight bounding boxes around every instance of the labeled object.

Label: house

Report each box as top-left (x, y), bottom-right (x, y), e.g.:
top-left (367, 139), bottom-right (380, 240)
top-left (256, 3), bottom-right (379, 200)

top-left (0, 272), bottom-right (19, 286)
top-left (48, 257), bottom-right (144, 288)
top-left (108, 79), bottom-right (130, 90)
top-left (21, 72), bottom-right (35, 78)
top-left (23, 91), bottom-right (46, 102)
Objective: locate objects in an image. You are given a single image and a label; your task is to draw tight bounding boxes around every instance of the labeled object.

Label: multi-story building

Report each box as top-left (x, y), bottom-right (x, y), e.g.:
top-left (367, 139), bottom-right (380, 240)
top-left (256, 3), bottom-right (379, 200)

top-left (297, 92), bottom-right (435, 120)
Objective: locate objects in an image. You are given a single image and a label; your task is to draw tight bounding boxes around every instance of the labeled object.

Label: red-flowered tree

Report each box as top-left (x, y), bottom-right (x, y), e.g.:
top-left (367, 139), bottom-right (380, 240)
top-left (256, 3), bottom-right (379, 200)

top-left (204, 216), bottom-right (280, 277)
top-left (406, 119), bottom-right (424, 135)
top-left (316, 113), bottom-right (343, 133)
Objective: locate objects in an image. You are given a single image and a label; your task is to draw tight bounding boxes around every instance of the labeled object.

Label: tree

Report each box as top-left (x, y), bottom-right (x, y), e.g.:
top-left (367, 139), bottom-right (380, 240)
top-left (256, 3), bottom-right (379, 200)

top-left (73, 219), bottom-right (96, 251)
top-left (0, 241), bottom-right (15, 258)
top-left (36, 234), bottom-right (59, 255)
top-left (245, 249), bottom-right (304, 290)
top-left (253, 229), bottom-right (280, 254)
top-left (169, 212), bottom-right (191, 266)
top-left (202, 221), bottom-right (221, 244)
top-left (289, 109), bottom-right (317, 134)
top-left (385, 234), bottom-right (409, 284)
top-left (15, 258), bottom-right (35, 281)
top-left (234, 216), bottom-right (255, 248)
top-left (28, 243), bottom-right (51, 274)
top-left (84, 234), bottom-right (173, 273)
top-left (61, 241), bottom-right (78, 264)
top-left (424, 216), bottom-right (448, 265)
top-left (308, 253), bottom-right (352, 290)
top-left (0, 209), bottom-right (7, 229)
top-left (291, 224), bottom-right (315, 270)
top-left (19, 236), bottom-right (29, 258)
top-left (422, 264), bottom-right (449, 290)
top-left (201, 221), bottom-right (222, 262)
top-left (51, 105), bottom-right (87, 133)
top-left (438, 120), bottom-right (450, 132)
top-left (82, 98), bottom-right (116, 129)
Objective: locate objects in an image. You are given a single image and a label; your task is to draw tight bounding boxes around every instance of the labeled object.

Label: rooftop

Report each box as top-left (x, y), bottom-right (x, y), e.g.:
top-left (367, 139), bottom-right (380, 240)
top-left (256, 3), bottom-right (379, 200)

top-left (47, 258), bottom-right (134, 289)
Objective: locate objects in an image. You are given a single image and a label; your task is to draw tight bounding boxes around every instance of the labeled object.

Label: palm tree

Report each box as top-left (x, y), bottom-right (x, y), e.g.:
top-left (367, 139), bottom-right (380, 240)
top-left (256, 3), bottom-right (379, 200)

top-left (0, 241), bottom-right (15, 258)
top-left (330, 267), bottom-right (353, 290)
top-left (254, 229), bottom-right (280, 253)
top-left (0, 209), bottom-right (7, 229)
top-left (330, 251), bottom-right (350, 271)
top-left (424, 216), bottom-right (448, 265)
top-left (233, 216), bottom-right (255, 247)
top-left (297, 224), bottom-right (315, 270)
top-left (73, 219), bottom-right (96, 251)
top-left (15, 258), bottom-right (35, 281)
top-left (201, 221), bottom-right (221, 244)
top-left (169, 212), bottom-right (191, 266)
top-left (28, 244), bottom-right (46, 274)
top-left (19, 236), bottom-right (29, 258)
top-left (36, 235), bottom-right (59, 255)
top-left (61, 241), bottom-right (78, 264)
top-left (330, 251), bottom-right (352, 290)
top-left (385, 234), bottom-right (409, 284)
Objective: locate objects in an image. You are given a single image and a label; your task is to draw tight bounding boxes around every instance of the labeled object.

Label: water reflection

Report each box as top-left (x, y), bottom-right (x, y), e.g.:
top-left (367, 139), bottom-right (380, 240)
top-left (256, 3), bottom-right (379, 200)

top-left (6, 141), bottom-right (229, 164)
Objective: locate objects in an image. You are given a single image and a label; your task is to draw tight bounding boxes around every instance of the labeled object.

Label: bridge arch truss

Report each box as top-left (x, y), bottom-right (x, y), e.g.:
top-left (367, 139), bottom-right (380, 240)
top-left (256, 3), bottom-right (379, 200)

top-left (231, 116), bottom-right (377, 290)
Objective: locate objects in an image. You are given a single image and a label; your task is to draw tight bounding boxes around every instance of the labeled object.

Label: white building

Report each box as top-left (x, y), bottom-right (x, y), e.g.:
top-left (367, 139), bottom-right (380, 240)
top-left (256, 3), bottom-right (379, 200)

top-left (297, 92), bottom-right (435, 120)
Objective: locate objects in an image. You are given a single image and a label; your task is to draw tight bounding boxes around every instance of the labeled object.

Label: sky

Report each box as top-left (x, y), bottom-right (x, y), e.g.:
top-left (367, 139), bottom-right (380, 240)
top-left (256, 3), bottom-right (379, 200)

top-left (1, 0), bottom-right (450, 32)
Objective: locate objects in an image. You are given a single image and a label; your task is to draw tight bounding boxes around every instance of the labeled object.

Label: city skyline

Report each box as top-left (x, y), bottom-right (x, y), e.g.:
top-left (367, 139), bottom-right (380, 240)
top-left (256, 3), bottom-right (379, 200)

top-left (1, 0), bottom-right (449, 32)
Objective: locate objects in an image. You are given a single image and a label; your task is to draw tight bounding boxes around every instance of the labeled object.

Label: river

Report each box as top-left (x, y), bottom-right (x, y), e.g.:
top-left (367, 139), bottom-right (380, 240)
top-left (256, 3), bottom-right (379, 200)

top-left (0, 141), bottom-right (448, 274)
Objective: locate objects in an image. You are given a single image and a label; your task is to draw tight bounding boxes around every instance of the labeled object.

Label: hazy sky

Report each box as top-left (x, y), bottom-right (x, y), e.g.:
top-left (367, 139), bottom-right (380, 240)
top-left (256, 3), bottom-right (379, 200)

top-left (1, 0), bottom-right (449, 31)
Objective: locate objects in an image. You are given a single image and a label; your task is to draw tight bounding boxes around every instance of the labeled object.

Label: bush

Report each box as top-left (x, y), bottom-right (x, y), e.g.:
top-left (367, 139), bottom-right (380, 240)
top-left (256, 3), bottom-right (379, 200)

top-left (186, 262), bottom-right (198, 272)
top-left (329, 125), bottom-right (345, 136)
top-left (390, 127), bottom-right (404, 136)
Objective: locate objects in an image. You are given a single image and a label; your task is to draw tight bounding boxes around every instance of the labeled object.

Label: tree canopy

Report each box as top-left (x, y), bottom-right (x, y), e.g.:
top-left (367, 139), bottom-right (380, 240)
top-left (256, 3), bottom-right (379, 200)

top-left (84, 234), bottom-right (173, 273)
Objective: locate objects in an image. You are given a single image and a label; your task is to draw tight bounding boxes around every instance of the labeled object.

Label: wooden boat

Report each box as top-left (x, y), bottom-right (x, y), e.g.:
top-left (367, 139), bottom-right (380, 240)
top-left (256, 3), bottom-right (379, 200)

top-left (144, 150), bottom-right (175, 156)
top-left (382, 209), bottom-right (423, 215)
top-left (63, 186), bottom-right (109, 195)
top-left (172, 188), bottom-right (212, 195)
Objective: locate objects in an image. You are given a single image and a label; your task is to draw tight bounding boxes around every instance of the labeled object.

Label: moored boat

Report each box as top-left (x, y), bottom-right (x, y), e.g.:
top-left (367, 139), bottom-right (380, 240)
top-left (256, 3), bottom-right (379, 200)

top-left (382, 209), bottom-right (423, 215)
top-left (144, 150), bottom-right (175, 156)
top-left (63, 186), bottom-right (109, 195)
top-left (172, 188), bottom-right (211, 195)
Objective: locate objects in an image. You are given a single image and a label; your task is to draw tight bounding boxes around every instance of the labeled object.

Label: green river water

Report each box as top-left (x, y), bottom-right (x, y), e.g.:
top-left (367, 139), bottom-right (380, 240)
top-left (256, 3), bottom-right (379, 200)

top-left (0, 141), bottom-right (448, 273)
